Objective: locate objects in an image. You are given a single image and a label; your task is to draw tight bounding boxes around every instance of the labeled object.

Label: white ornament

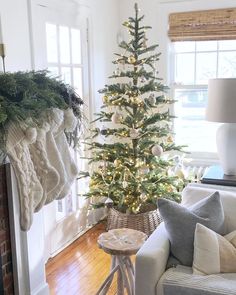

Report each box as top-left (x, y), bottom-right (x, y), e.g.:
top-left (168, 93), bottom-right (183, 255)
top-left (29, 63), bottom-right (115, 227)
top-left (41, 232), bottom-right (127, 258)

top-left (129, 128), bottom-right (139, 139)
top-left (114, 68), bottom-right (121, 76)
top-left (140, 192), bottom-right (147, 201)
top-left (151, 144), bottom-right (163, 157)
top-left (148, 93), bottom-right (155, 105)
top-left (111, 112), bottom-right (122, 124)
top-left (122, 181), bottom-right (128, 189)
top-left (140, 76), bottom-right (146, 83)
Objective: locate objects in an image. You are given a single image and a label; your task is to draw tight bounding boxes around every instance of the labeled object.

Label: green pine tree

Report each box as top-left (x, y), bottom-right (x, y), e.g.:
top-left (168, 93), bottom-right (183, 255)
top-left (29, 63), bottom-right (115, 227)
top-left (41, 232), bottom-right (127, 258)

top-left (81, 3), bottom-right (185, 214)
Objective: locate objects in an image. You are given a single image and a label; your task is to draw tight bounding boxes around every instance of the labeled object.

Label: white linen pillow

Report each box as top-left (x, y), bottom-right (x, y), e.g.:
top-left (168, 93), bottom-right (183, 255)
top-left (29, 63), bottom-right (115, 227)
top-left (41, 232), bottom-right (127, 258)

top-left (193, 223), bottom-right (236, 275)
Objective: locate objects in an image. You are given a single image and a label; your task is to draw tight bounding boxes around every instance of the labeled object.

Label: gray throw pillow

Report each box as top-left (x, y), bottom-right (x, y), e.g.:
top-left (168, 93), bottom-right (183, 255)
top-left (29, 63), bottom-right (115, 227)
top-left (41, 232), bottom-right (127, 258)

top-left (158, 191), bottom-right (225, 266)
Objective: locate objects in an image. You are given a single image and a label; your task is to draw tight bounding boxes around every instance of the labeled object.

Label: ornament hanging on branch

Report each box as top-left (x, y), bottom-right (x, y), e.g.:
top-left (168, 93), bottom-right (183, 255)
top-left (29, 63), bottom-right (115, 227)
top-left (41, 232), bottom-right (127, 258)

top-left (114, 68), bottom-right (121, 76)
top-left (111, 111), bottom-right (123, 124)
top-left (128, 55), bottom-right (136, 64)
top-left (148, 93), bottom-right (155, 105)
top-left (129, 128), bottom-right (139, 139)
top-left (151, 144), bottom-right (163, 157)
top-left (100, 125), bottom-right (107, 136)
top-left (122, 181), bottom-right (128, 189)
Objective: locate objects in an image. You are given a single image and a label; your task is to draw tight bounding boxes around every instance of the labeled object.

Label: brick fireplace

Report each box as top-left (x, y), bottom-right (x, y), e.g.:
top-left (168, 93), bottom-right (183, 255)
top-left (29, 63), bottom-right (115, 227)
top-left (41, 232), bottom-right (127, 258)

top-left (0, 164), bottom-right (14, 294)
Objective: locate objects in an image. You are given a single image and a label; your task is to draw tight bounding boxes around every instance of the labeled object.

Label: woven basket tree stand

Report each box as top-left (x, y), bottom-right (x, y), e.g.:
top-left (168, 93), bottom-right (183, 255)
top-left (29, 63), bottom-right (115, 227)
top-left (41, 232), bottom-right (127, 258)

top-left (106, 207), bottom-right (162, 236)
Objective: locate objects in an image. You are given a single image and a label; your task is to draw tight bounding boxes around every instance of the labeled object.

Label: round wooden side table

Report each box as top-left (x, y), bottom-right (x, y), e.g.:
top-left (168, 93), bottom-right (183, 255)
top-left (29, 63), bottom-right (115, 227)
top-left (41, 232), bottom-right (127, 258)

top-left (96, 228), bottom-right (147, 295)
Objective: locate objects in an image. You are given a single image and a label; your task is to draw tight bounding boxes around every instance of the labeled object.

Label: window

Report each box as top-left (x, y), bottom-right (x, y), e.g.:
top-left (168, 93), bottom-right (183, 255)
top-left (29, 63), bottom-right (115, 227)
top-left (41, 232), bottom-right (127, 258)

top-left (46, 23), bottom-right (83, 97)
top-left (172, 40), bottom-right (236, 154)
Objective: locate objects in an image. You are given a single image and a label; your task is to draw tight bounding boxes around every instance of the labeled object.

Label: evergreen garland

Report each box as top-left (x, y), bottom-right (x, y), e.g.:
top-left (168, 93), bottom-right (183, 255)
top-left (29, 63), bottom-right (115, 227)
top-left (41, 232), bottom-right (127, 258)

top-left (0, 70), bottom-right (83, 152)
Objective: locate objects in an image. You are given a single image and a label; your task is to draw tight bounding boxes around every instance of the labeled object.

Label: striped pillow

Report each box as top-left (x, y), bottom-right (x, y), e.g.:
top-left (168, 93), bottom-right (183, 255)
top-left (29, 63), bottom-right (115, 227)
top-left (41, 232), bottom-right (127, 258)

top-left (193, 223), bottom-right (236, 275)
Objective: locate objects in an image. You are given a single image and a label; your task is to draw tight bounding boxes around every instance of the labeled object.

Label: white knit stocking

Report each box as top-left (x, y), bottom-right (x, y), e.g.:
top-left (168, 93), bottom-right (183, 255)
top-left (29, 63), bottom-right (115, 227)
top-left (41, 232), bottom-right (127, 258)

top-left (6, 123), bottom-right (43, 231)
top-left (44, 108), bottom-right (68, 204)
top-left (29, 123), bottom-right (60, 211)
top-left (54, 108), bottom-right (78, 199)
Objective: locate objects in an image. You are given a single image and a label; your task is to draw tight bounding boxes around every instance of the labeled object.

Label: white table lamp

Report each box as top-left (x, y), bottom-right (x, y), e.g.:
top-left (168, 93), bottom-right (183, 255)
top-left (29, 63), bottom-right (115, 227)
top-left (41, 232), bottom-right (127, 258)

top-left (206, 78), bottom-right (236, 175)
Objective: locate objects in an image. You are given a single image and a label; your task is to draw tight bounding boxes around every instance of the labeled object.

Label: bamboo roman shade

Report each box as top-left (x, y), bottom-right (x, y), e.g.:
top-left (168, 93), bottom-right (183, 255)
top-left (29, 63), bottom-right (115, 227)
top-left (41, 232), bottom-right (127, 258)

top-left (168, 8), bottom-right (236, 42)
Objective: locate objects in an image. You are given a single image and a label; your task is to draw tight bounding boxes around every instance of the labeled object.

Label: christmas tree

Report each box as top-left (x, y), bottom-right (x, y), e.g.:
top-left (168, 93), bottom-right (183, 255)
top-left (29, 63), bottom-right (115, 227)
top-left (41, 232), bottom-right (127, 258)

top-left (81, 4), bottom-right (184, 214)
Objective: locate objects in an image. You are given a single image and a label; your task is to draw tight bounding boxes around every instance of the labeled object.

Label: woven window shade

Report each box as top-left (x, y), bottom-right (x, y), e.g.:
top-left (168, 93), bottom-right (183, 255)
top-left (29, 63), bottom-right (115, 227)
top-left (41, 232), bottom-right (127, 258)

top-left (168, 8), bottom-right (236, 42)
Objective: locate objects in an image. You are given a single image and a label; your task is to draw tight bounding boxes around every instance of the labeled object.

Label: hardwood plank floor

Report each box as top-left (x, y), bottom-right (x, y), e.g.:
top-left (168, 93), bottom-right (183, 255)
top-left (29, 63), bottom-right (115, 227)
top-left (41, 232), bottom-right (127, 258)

top-left (46, 222), bottom-right (129, 295)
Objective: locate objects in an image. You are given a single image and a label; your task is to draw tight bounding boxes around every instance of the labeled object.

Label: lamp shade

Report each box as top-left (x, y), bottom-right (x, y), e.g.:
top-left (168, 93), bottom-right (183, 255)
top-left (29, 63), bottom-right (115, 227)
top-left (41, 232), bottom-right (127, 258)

top-left (206, 78), bottom-right (236, 123)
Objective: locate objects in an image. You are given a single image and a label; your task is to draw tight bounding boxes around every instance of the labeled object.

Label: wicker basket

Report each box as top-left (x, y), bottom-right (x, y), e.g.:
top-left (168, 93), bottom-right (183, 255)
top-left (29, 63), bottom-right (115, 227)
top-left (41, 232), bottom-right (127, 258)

top-left (107, 207), bottom-right (162, 236)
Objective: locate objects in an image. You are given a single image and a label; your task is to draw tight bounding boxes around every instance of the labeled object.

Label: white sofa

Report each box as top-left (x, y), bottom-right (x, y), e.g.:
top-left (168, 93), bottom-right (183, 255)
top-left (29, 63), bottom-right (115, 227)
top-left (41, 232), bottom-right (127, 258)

top-left (135, 183), bottom-right (236, 295)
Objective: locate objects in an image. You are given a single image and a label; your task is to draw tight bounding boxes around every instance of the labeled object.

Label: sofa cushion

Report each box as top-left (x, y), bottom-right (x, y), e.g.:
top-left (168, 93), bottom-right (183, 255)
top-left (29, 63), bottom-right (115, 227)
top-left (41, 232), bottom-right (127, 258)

top-left (157, 265), bottom-right (236, 295)
top-left (193, 223), bottom-right (236, 275)
top-left (157, 192), bottom-right (224, 266)
top-left (182, 184), bottom-right (236, 233)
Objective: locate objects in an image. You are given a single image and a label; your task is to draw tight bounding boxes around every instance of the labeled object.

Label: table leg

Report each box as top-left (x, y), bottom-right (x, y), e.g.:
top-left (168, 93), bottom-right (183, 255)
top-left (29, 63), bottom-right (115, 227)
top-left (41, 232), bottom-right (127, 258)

top-left (96, 256), bottom-right (118, 295)
top-left (117, 256), bottom-right (132, 295)
top-left (124, 257), bottom-right (134, 295)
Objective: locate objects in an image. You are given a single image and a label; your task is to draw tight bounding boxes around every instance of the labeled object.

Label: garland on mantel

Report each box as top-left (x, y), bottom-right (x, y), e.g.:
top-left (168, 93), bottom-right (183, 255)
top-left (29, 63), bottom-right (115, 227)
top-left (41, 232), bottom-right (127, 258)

top-left (0, 70), bottom-right (84, 231)
top-left (0, 70), bottom-right (83, 153)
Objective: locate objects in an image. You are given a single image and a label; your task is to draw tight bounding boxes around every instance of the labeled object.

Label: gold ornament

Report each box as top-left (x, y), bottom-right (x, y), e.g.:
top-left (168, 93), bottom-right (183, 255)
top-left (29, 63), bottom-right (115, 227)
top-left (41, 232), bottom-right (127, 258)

top-left (102, 96), bottom-right (109, 104)
top-left (128, 55), bottom-right (136, 64)
top-left (167, 135), bottom-right (173, 143)
top-left (114, 159), bottom-right (122, 167)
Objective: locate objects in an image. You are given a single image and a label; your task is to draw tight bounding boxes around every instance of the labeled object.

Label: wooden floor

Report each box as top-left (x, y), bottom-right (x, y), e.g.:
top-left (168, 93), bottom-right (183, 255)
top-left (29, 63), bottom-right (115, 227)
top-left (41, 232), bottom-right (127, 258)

top-left (46, 222), bottom-right (127, 295)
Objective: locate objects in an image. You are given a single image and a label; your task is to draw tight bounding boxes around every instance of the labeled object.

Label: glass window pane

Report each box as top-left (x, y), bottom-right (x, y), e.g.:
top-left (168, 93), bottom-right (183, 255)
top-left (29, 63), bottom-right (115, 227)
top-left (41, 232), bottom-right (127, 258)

top-left (59, 26), bottom-right (70, 64)
top-left (48, 67), bottom-right (59, 77)
top-left (196, 52), bottom-right (217, 84)
top-left (174, 41), bottom-right (195, 52)
top-left (174, 89), bottom-right (217, 152)
top-left (196, 41), bottom-right (217, 52)
top-left (219, 40), bottom-right (236, 50)
top-left (175, 53), bottom-right (195, 84)
top-left (218, 51), bottom-right (236, 78)
top-left (61, 67), bottom-right (71, 84)
top-left (71, 28), bottom-right (82, 64)
top-left (73, 67), bottom-right (83, 96)
top-left (46, 23), bottom-right (58, 63)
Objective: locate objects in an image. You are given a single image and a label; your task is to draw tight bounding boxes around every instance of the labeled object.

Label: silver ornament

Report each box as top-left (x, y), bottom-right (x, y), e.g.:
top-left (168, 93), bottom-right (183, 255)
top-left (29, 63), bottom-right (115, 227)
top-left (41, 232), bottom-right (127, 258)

top-left (151, 145), bottom-right (163, 157)
top-left (100, 125), bottom-right (107, 136)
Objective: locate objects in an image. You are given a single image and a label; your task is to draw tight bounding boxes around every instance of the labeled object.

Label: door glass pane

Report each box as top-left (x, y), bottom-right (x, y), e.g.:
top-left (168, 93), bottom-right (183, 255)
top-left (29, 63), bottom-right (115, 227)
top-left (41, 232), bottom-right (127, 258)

top-left (59, 26), bottom-right (70, 64)
top-left (56, 199), bottom-right (66, 221)
top-left (71, 28), bottom-right (82, 64)
top-left (174, 41), bottom-right (195, 52)
top-left (46, 23), bottom-right (58, 63)
top-left (73, 67), bottom-right (83, 96)
top-left (175, 53), bottom-right (195, 84)
top-left (196, 52), bottom-right (217, 84)
top-left (218, 51), bottom-right (236, 78)
top-left (174, 89), bottom-right (217, 152)
top-left (61, 67), bottom-right (71, 84)
top-left (48, 66), bottom-right (59, 77)
top-left (196, 41), bottom-right (217, 52)
top-left (219, 40), bottom-right (236, 50)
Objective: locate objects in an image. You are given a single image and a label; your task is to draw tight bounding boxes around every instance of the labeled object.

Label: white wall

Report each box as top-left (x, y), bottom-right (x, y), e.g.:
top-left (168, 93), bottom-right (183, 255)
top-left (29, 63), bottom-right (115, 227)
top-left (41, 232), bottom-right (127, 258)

top-left (0, 0), bottom-right (32, 71)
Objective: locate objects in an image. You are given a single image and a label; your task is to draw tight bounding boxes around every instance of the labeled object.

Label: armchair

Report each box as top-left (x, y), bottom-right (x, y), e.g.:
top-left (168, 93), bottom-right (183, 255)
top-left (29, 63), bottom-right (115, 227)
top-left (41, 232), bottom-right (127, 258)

top-left (135, 183), bottom-right (236, 295)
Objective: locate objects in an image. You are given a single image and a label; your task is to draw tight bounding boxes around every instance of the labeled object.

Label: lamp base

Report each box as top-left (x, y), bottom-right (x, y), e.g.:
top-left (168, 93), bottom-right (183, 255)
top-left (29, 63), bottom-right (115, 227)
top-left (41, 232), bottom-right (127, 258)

top-left (216, 123), bottom-right (236, 176)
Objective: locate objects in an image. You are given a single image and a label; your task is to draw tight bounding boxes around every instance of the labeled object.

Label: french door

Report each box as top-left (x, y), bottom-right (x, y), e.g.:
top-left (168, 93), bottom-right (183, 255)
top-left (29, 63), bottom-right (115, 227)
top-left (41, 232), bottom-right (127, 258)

top-left (31, 0), bottom-right (91, 257)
